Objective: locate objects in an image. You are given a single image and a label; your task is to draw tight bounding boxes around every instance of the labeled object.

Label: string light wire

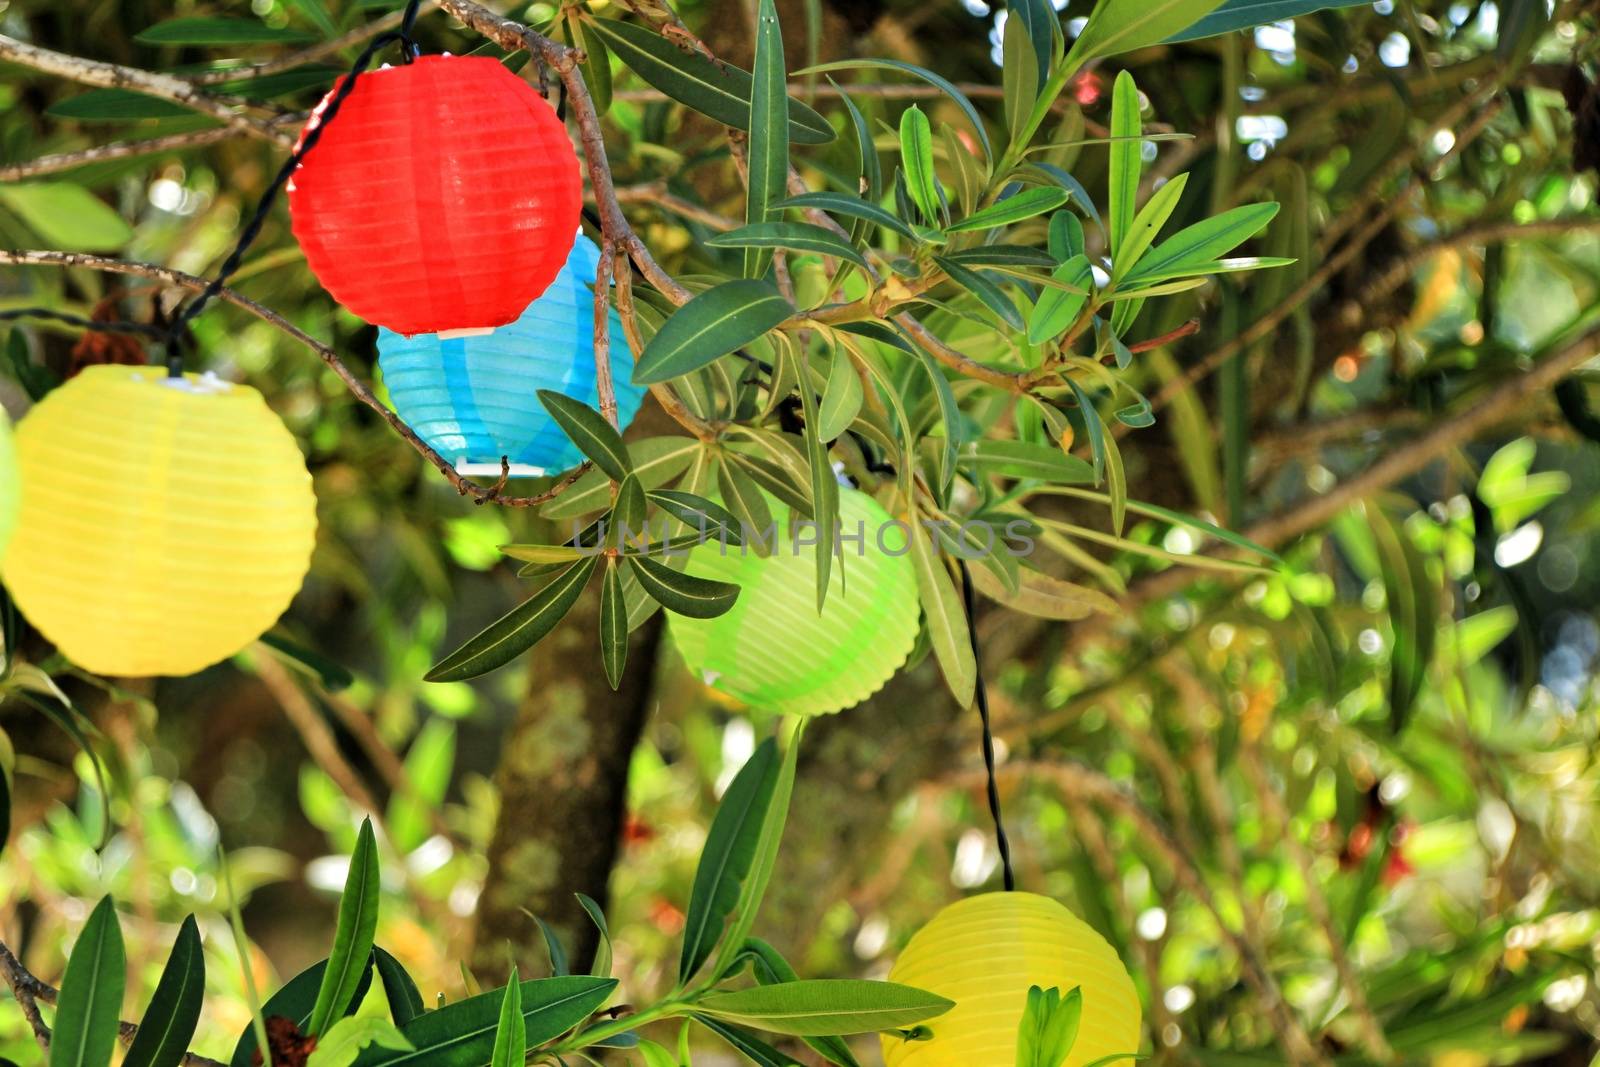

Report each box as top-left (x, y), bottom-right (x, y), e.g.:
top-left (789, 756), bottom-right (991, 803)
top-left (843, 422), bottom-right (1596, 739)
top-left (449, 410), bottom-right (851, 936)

top-left (959, 558), bottom-right (1016, 892)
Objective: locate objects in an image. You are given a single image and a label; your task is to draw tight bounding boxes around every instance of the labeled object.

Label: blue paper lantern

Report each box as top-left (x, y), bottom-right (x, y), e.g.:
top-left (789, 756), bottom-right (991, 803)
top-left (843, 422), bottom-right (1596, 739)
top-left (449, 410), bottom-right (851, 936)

top-left (377, 233), bottom-right (646, 477)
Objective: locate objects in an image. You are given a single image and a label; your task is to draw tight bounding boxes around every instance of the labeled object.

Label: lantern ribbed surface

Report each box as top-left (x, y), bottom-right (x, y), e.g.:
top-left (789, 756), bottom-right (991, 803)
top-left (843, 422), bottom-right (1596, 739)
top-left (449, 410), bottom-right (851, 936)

top-left (0, 410), bottom-right (17, 560)
top-left (882, 892), bottom-right (1142, 1067)
top-left (377, 234), bottom-right (644, 475)
top-left (287, 55), bottom-right (581, 336)
top-left (1, 366), bottom-right (318, 677)
top-left (667, 487), bottom-right (919, 717)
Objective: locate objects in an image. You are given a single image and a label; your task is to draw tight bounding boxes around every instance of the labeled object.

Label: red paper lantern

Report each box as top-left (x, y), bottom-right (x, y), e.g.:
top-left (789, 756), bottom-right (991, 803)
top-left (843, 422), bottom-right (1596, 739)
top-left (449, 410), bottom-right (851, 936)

top-left (287, 55), bottom-right (581, 336)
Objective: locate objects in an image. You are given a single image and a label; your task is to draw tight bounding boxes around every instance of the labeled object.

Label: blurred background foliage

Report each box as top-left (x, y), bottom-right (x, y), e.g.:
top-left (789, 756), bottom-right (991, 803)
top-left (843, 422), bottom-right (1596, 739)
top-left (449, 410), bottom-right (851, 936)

top-left (3, 0), bottom-right (1600, 1063)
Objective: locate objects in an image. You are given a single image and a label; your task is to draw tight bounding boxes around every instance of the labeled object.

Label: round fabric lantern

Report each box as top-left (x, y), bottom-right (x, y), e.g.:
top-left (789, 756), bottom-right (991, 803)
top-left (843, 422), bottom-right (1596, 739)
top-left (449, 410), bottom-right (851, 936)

top-left (377, 233), bottom-right (645, 476)
top-left (668, 486), bottom-right (919, 717)
top-left (0, 409), bottom-right (18, 560)
top-left (0, 366), bottom-right (317, 677)
top-left (882, 892), bottom-right (1142, 1067)
top-left (287, 54), bottom-right (581, 336)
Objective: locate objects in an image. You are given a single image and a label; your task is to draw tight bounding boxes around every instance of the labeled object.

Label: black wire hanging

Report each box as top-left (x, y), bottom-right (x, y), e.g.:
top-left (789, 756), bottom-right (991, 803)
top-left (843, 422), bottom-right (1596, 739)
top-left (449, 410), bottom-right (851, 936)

top-left (959, 558), bottom-right (1016, 892)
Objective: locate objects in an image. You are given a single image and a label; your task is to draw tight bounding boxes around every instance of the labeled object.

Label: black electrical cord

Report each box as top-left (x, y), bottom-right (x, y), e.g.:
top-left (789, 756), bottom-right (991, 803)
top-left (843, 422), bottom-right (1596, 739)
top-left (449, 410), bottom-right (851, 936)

top-left (159, 0), bottom-right (425, 377)
top-left (958, 558), bottom-right (1016, 892)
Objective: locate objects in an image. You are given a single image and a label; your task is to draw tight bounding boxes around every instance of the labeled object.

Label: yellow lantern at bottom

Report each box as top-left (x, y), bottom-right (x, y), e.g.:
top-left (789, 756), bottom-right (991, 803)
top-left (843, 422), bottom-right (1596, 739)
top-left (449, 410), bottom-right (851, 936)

top-left (1, 365), bottom-right (317, 677)
top-left (883, 892), bottom-right (1142, 1067)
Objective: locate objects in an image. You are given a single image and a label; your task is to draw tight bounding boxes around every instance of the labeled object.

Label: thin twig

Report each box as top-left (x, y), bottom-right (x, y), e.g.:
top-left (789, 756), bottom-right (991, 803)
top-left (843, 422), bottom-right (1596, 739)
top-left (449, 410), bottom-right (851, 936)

top-left (0, 128), bottom-right (242, 181)
top-left (0, 32), bottom-right (290, 145)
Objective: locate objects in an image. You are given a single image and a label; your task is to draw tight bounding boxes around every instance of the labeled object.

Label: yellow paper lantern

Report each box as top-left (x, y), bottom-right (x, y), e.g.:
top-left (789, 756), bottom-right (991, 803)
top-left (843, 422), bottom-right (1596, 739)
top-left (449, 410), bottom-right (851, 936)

top-left (883, 892), bottom-right (1142, 1067)
top-left (1, 365), bottom-right (317, 677)
top-left (0, 409), bottom-right (17, 560)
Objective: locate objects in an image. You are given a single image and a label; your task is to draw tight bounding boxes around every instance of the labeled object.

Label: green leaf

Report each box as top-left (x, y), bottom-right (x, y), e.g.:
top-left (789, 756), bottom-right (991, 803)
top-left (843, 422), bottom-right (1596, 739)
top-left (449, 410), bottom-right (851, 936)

top-left (778, 192), bottom-right (916, 240)
top-left (535, 919), bottom-right (569, 977)
top-left (577, 20), bottom-right (613, 116)
top-left (910, 521), bottom-right (976, 707)
top-left (799, 59), bottom-right (992, 162)
top-left (735, 939), bottom-right (859, 1067)
top-left (1028, 254), bottom-right (1093, 344)
top-left (599, 558), bottom-right (628, 690)
top-left (544, 437), bottom-right (700, 520)
top-left (697, 980), bottom-right (954, 1037)
top-left (818, 345), bottom-right (864, 441)
top-left (1113, 172), bottom-right (1187, 280)
top-left (1048, 211), bottom-right (1085, 262)
top-left (707, 222), bottom-right (868, 269)
top-left (1106, 72), bottom-right (1141, 254)
top-left (745, 0), bottom-right (789, 278)
top-left (942, 245), bottom-right (1057, 269)
top-left (628, 555), bottom-right (740, 619)
top-left (1008, 0), bottom-right (1060, 84)
top-left (373, 949), bottom-right (424, 1029)
top-left (537, 391), bottom-right (630, 482)
top-left (306, 1018), bottom-right (412, 1067)
top-left (585, 19), bottom-right (833, 144)
top-left (46, 90), bottom-right (192, 121)
top-left (50, 896), bottom-right (126, 1067)
top-left (1369, 504), bottom-right (1437, 733)
top-left (123, 915), bottom-right (204, 1067)
top-left (386, 720), bottom-right (454, 854)
top-left (135, 16), bottom-right (317, 43)
top-left (288, 0), bottom-right (338, 38)
top-left (1002, 11), bottom-right (1040, 148)
top-left (230, 960), bottom-right (375, 1067)
top-left (934, 256), bottom-right (1023, 331)
top-left (946, 186), bottom-right (1070, 233)
top-left (0, 184), bottom-right (132, 251)
top-left (964, 440), bottom-right (1097, 482)
top-left (425, 558), bottom-right (599, 681)
top-left (1066, 0), bottom-right (1226, 62)
top-left (1123, 202), bottom-right (1279, 283)
top-left (695, 1016), bottom-right (803, 1066)
top-left (678, 738), bottom-right (780, 985)
top-left (1166, 0), bottom-right (1367, 42)
top-left (967, 561), bottom-right (1117, 619)
top-left (649, 490), bottom-right (746, 546)
top-left (352, 976), bottom-right (618, 1066)
top-left (309, 818), bottom-right (381, 1036)
top-left (718, 458), bottom-right (777, 556)
top-left (613, 473), bottom-right (649, 541)
top-left (633, 281), bottom-right (793, 385)
top-left (489, 968), bottom-right (525, 1067)
top-left (1015, 986), bottom-right (1082, 1067)
top-left (833, 80), bottom-right (882, 199)
top-left (574, 894), bottom-right (613, 978)
top-left (899, 106), bottom-right (942, 225)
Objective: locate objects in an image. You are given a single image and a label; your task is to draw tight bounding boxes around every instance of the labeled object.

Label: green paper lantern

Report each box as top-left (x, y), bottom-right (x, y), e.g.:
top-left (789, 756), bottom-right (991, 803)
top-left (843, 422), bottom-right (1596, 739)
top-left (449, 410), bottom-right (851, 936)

top-left (0, 408), bottom-right (17, 560)
top-left (668, 486), bottom-right (920, 716)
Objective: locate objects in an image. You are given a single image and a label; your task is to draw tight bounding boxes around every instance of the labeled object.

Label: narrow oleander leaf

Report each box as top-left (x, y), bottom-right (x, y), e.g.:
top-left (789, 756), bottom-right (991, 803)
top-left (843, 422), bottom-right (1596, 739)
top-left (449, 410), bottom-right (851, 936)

top-left (577, 20), bottom-right (613, 115)
top-left (799, 59), bottom-right (992, 161)
top-left (51, 896), bottom-right (125, 1067)
top-left (574, 894), bottom-right (613, 978)
top-left (543, 437), bottom-right (700, 519)
top-left (0, 183), bottom-right (133, 252)
top-left (1009, 0), bottom-right (1060, 83)
top-left (649, 490), bottom-right (746, 546)
top-left (833, 80), bottom-right (882, 198)
top-left (373, 949), bottom-right (424, 1029)
top-left (1048, 211), bottom-right (1085, 262)
top-left (1166, 0), bottom-right (1366, 43)
top-left (679, 739), bottom-right (781, 985)
top-left (135, 16), bottom-right (316, 43)
top-left (778, 192), bottom-right (915, 240)
top-left (498, 544), bottom-right (587, 565)
top-left (1106, 72), bottom-right (1142, 254)
top-left (942, 244), bottom-right (1057, 269)
top-left (696, 1016), bottom-right (804, 1066)
top-left (1066, 0), bottom-right (1226, 62)
top-left (714, 723), bottom-right (804, 984)
top-left (1113, 172), bottom-right (1188, 280)
top-left (1122, 202), bottom-right (1280, 282)
top-left (1001, 10), bottom-right (1040, 148)
top-left (489, 968), bottom-right (525, 1067)
top-left (718, 459), bottom-right (777, 557)
top-left (964, 440), bottom-right (1097, 482)
top-left (309, 819), bottom-right (381, 1037)
top-left (738, 939), bottom-right (860, 1067)
top-left (745, 0), bottom-right (789, 277)
top-left (968, 561), bottom-right (1117, 620)
top-left (909, 521), bottom-right (976, 707)
top-left (633, 281), bottom-right (793, 385)
top-left (230, 960), bottom-right (375, 1067)
top-left (46, 89), bottom-right (191, 121)
top-left (696, 980), bottom-right (955, 1037)
top-left (899, 106), bottom-right (942, 225)
top-left (946, 186), bottom-right (1070, 233)
top-left (1028, 254), bottom-right (1094, 344)
top-left (123, 915), bottom-right (204, 1067)
top-left (585, 19), bottom-right (833, 144)
top-left (707, 222), bottom-right (869, 268)
top-left (628, 555), bottom-right (740, 619)
top-left (786, 339), bottom-right (838, 610)
top-left (352, 976), bottom-right (618, 1066)
top-left (934, 256), bottom-right (1023, 331)
top-left (637, 1040), bottom-right (680, 1067)
top-left (538, 391), bottom-right (631, 482)
top-left (425, 558), bottom-right (599, 681)
top-left (600, 558), bottom-right (628, 690)
top-left (613, 473), bottom-right (649, 543)
top-left (306, 1017), bottom-right (412, 1067)
top-left (818, 345), bottom-right (864, 442)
